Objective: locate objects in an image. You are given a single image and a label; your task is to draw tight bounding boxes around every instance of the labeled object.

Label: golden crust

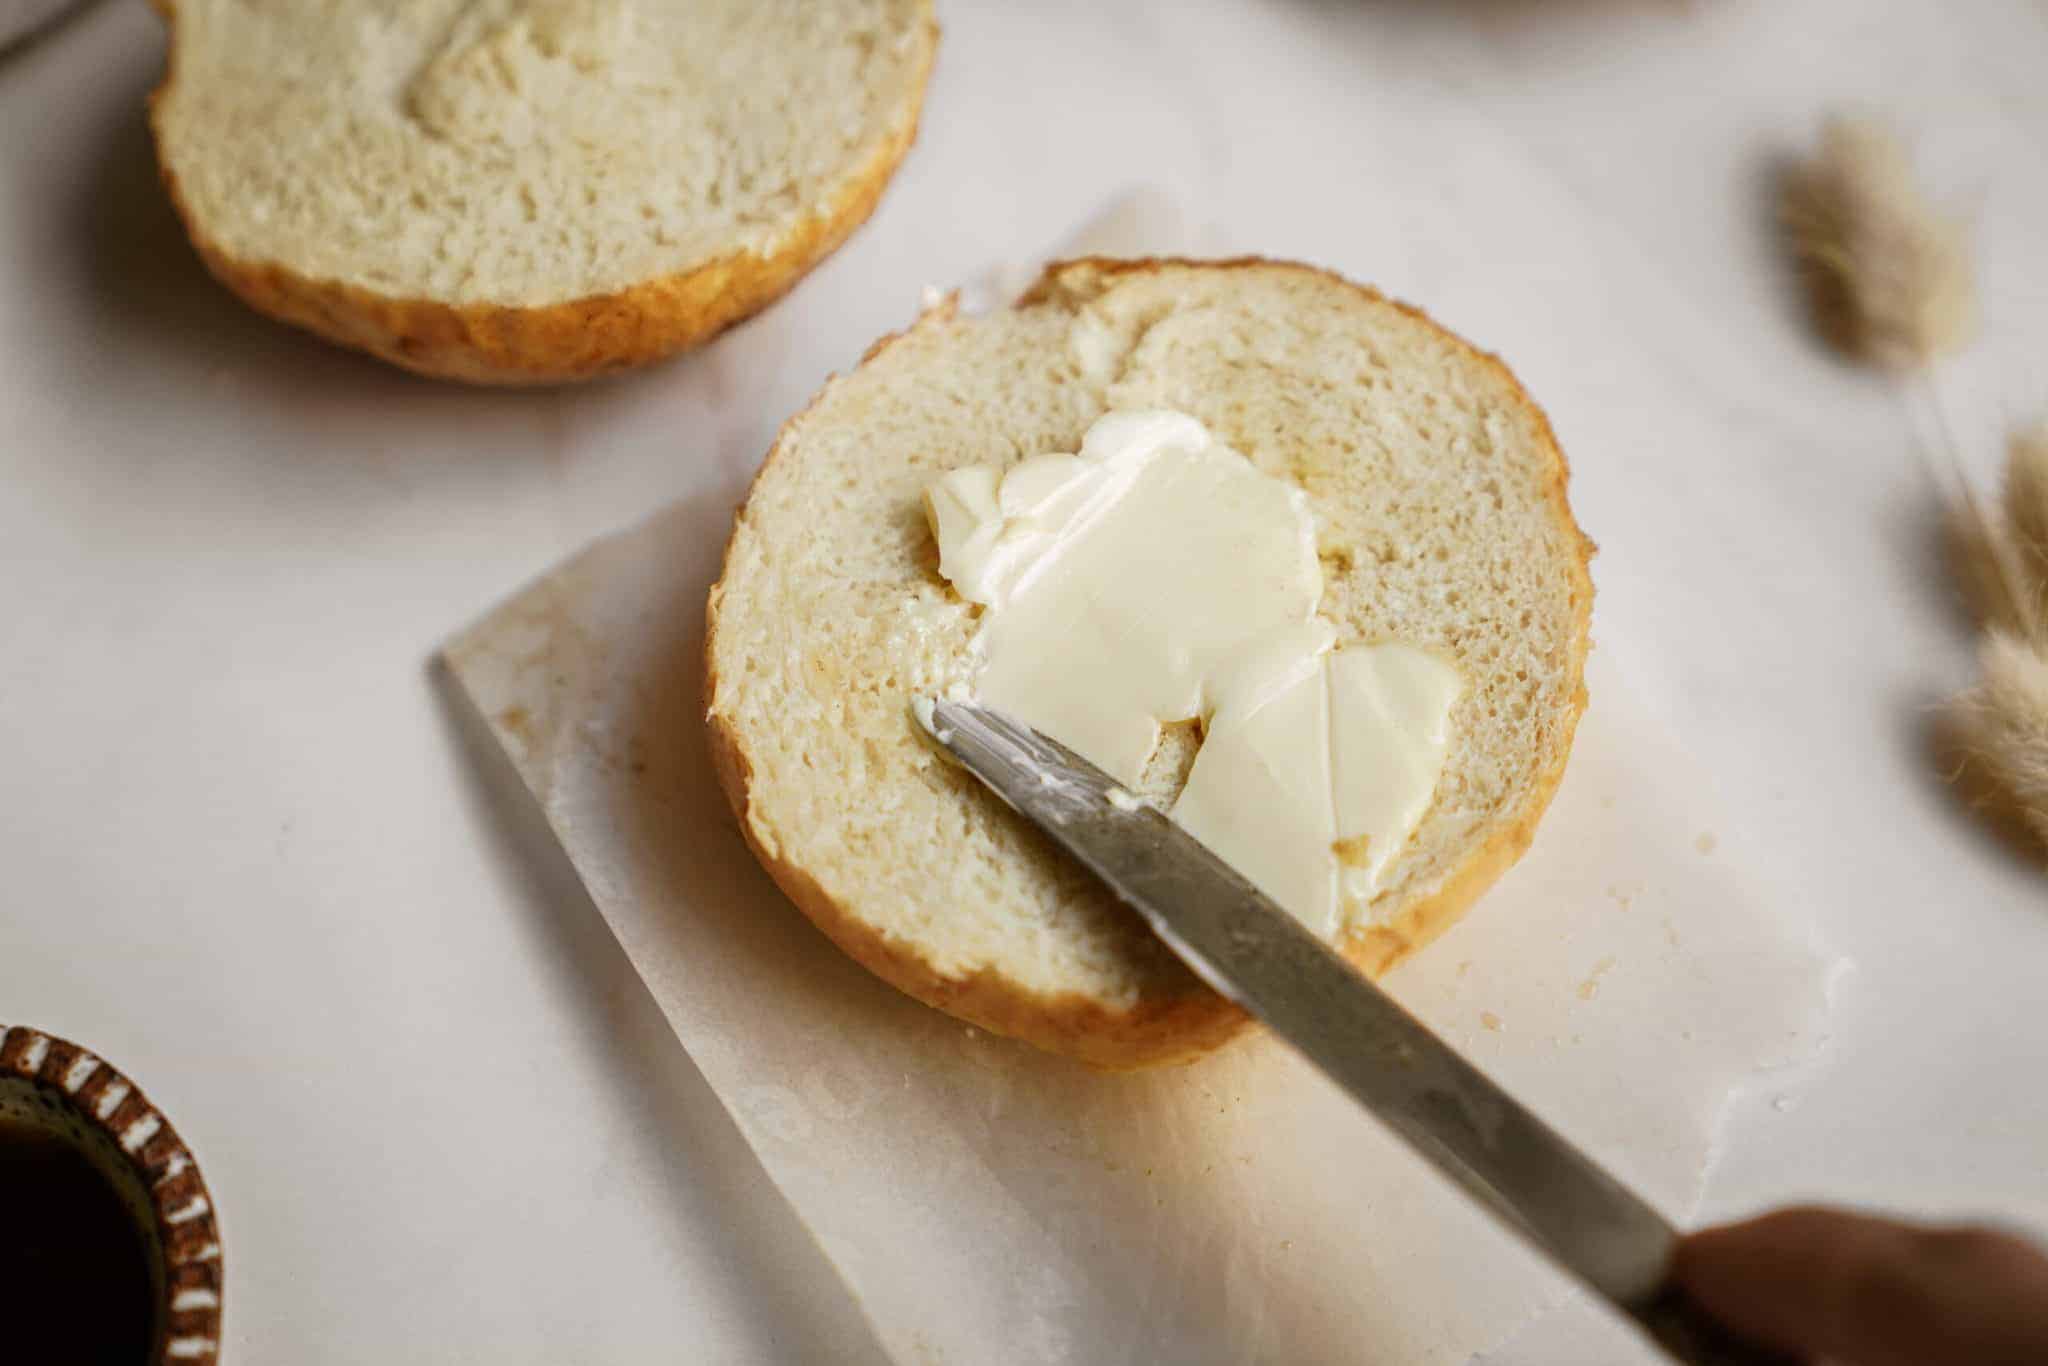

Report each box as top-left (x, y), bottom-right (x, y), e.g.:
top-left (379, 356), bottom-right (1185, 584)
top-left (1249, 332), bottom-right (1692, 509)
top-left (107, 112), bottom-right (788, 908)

top-left (705, 689), bottom-right (1250, 1069)
top-left (706, 257), bottom-right (1594, 1069)
top-left (145, 3), bottom-right (938, 386)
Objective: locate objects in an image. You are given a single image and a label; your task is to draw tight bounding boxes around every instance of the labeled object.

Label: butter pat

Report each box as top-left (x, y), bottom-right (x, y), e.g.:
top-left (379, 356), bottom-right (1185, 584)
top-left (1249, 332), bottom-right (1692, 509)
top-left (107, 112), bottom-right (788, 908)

top-left (1170, 628), bottom-right (1336, 928)
top-left (924, 409), bottom-right (1462, 936)
top-left (1327, 645), bottom-right (1464, 899)
top-left (1175, 639), bottom-right (1463, 930)
top-left (926, 410), bottom-right (1320, 782)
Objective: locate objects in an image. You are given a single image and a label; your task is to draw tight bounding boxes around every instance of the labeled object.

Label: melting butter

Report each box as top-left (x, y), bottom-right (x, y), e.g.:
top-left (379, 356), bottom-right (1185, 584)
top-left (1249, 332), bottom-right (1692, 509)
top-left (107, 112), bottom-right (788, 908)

top-left (927, 410), bottom-right (1320, 780)
top-left (924, 409), bottom-right (1462, 936)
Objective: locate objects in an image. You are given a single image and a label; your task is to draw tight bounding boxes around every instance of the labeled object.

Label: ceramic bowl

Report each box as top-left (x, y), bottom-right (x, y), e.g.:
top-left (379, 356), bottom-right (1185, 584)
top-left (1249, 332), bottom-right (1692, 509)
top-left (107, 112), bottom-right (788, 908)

top-left (0, 1024), bottom-right (224, 1363)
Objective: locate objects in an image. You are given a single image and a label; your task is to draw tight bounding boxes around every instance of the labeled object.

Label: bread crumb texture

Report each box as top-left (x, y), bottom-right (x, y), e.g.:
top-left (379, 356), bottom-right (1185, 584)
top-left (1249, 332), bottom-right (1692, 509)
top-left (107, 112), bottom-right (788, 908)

top-left (707, 260), bottom-right (1593, 1065)
top-left (150, 0), bottom-right (937, 381)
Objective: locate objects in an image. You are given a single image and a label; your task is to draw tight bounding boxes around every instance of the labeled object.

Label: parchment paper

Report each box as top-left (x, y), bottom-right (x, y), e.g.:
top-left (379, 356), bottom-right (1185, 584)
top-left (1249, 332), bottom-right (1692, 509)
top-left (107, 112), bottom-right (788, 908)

top-left (441, 194), bottom-right (1838, 1364)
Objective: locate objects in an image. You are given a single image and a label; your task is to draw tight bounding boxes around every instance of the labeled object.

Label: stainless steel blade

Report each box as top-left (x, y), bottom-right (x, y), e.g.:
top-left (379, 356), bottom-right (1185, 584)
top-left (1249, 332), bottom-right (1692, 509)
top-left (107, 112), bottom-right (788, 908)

top-left (926, 699), bottom-right (1792, 1366)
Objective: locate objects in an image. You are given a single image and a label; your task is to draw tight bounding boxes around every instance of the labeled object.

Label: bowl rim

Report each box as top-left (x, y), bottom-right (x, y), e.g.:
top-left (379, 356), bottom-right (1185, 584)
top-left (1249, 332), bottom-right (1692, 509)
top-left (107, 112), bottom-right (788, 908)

top-left (0, 1023), bottom-right (224, 1364)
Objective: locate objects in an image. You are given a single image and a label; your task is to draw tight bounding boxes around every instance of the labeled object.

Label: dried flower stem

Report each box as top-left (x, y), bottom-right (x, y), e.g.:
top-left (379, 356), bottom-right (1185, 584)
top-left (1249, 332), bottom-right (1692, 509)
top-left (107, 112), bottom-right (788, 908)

top-left (2005, 423), bottom-right (2048, 620)
top-left (1945, 426), bottom-right (2048, 857)
top-left (1952, 634), bottom-right (2048, 847)
top-left (1947, 422), bottom-right (2048, 647)
top-left (1779, 115), bottom-right (2047, 855)
top-left (1780, 117), bottom-right (1975, 371)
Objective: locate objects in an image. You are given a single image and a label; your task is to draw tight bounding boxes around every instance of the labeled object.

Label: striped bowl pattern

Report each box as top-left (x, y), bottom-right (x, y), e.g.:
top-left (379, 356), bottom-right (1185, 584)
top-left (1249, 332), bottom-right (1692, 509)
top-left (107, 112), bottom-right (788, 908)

top-left (0, 1024), bottom-right (223, 1363)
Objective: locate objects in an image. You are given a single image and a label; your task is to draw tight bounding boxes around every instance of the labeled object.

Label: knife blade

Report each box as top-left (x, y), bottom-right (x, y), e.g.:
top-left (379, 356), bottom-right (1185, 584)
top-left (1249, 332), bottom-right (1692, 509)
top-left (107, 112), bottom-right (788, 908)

top-left (925, 698), bottom-right (1792, 1366)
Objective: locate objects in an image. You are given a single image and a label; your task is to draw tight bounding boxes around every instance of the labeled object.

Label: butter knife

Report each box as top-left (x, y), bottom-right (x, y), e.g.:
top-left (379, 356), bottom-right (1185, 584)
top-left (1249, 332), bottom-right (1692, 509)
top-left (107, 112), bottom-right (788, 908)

top-left (925, 699), bottom-right (1792, 1366)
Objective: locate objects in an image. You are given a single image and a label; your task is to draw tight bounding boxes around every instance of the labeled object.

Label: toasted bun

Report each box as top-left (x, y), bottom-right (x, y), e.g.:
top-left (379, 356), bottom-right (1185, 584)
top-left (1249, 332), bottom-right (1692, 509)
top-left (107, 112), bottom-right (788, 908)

top-left (707, 259), bottom-right (1594, 1067)
top-left (148, 0), bottom-right (937, 384)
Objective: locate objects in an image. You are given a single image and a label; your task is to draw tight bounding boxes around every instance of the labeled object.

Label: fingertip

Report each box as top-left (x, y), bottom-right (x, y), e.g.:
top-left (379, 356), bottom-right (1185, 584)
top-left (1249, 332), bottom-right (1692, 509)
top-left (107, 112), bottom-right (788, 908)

top-left (1675, 1208), bottom-right (2048, 1366)
top-left (1673, 1207), bottom-right (1912, 1361)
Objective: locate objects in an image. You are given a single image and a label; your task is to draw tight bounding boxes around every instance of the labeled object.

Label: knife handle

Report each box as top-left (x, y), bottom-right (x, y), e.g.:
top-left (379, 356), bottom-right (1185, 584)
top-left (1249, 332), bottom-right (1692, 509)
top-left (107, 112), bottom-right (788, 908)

top-left (1635, 1283), bottom-right (1801, 1366)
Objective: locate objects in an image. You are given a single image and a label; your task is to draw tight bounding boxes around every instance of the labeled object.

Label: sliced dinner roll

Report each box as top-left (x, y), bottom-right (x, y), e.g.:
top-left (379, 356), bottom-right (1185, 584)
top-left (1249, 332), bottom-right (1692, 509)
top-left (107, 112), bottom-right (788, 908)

top-left (707, 258), bottom-right (1594, 1067)
top-left (150, 0), bottom-right (937, 383)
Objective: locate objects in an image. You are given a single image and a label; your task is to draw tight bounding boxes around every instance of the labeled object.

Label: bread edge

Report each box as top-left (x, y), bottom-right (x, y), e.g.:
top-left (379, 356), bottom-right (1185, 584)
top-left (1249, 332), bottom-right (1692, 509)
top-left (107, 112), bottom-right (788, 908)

top-left (144, 0), bottom-right (939, 386)
top-left (706, 257), bottom-right (1595, 1068)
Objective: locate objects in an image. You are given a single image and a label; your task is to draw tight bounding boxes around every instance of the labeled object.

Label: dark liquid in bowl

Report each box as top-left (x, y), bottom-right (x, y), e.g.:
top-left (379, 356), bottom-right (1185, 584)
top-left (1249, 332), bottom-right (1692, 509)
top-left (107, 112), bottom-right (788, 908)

top-left (0, 1117), bottom-right (156, 1363)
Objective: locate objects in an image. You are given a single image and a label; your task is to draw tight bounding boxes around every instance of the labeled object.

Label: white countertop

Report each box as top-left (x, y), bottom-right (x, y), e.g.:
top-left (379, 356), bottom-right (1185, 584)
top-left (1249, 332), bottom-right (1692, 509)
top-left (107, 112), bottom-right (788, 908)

top-left (3, 1), bottom-right (2044, 1361)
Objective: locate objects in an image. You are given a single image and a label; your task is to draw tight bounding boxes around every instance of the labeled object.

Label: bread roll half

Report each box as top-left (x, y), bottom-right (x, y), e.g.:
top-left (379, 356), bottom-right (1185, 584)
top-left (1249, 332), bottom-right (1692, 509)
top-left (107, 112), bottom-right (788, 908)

top-left (150, 0), bottom-right (937, 383)
top-left (707, 259), bottom-right (1594, 1067)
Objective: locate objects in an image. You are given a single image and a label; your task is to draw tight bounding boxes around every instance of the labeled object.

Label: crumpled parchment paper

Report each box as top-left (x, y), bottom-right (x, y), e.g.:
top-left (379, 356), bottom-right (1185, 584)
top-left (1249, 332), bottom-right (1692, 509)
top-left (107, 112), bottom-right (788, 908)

top-left (441, 192), bottom-right (1837, 1365)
